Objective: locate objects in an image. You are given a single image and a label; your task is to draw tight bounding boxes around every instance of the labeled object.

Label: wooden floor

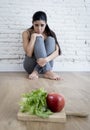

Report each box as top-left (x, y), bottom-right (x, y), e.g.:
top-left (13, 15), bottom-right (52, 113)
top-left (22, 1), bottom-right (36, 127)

top-left (0, 72), bottom-right (90, 130)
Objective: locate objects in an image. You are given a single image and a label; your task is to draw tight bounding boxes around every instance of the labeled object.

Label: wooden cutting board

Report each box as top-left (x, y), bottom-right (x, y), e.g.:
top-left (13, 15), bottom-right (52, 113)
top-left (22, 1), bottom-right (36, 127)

top-left (17, 109), bottom-right (66, 123)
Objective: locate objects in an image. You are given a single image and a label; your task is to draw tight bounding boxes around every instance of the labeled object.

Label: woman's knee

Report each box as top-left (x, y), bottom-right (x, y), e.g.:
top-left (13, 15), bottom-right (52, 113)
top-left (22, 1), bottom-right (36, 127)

top-left (35, 36), bottom-right (44, 44)
top-left (45, 36), bottom-right (55, 54)
top-left (46, 36), bottom-right (55, 43)
top-left (45, 36), bottom-right (56, 48)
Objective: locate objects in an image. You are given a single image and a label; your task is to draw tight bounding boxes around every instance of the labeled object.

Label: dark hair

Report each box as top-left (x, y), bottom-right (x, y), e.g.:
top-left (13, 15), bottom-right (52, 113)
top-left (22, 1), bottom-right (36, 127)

top-left (30, 11), bottom-right (61, 55)
top-left (32, 11), bottom-right (47, 23)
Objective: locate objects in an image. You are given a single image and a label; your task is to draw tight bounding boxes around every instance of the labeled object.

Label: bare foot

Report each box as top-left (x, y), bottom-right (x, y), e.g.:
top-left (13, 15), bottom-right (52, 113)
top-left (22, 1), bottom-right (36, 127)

top-left (28, 71), bottom-right (38, 80)
top-left (44, 71), bottom-right (61, 80)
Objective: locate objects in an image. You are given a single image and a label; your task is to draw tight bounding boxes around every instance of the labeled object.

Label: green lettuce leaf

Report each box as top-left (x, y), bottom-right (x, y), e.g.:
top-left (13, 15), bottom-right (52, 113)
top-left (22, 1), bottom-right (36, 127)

top-left (19, 88), bottom-right (53, 118)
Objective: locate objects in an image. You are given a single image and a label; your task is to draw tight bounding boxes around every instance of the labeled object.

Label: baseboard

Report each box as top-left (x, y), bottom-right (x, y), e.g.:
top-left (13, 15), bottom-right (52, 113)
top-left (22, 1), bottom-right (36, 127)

top-left (0, 62), bottom-right (90, 72)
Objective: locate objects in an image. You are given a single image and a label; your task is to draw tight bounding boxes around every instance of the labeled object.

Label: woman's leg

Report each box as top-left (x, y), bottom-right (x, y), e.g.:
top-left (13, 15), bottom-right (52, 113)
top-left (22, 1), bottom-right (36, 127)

top-left (23, 55), bottom-right (38, 79)
top-left (34, 37), bottom-right (52, 72)
top-left (25, 36), bottom-right (60, 80)
top-left (44, 36), bottom-right (61, 80)
top-left (23, 55), bottom-right (36, 74)
top-left (44, 36), bottom-right (55, 67)
top-left (27, 36), bottom-right (52, 79)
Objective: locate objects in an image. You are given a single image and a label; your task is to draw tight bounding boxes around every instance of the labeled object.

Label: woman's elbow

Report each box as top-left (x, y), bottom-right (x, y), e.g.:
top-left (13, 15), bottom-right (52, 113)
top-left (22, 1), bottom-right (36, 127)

top-left (26, 51), bottom-right (32, 57)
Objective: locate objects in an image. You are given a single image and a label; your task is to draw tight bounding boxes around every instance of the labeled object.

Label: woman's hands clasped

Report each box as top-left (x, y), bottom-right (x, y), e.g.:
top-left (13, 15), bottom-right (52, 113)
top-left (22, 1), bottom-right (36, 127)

top-left (37, 58), bottom-right (47, 67)
top-left (31, 33), bottom-right (44, 39)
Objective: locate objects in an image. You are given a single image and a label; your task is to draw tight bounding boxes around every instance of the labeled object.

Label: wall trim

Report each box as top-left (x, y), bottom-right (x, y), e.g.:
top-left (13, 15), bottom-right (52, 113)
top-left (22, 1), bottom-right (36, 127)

top-left (0, 62), bottom-right (90, 72)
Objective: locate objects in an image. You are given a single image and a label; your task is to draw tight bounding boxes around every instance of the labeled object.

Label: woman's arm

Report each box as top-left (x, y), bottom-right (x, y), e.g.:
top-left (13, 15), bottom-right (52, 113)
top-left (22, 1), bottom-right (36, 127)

top-left (22, 31), bottom-right (36, 57)
top-left (22, 31), bottom-right (44, 57)
top-left (46, 44), bottom-right (59, 62)
top-left (37, 44), bottom-right (59, 67)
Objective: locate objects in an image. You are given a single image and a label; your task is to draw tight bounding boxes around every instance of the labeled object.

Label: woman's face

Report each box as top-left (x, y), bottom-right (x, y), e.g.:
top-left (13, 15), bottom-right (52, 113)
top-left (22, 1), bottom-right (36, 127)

top-left (33, 20), bottom-right (46, 34)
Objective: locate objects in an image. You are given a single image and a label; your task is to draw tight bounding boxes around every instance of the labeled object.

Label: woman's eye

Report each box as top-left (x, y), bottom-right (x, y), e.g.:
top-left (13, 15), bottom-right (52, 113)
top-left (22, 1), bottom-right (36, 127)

top-left (34, 24), bottom-right (44, 27)
top-left (35, 24), bottom-right (39, 27)
top-left (41, 24), bottom-right (44, 27)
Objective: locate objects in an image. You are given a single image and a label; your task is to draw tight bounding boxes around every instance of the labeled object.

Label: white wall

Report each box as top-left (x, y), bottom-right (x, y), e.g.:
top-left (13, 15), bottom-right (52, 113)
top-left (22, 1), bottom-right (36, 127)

top-left (0, 0), bottom-right (90, 71)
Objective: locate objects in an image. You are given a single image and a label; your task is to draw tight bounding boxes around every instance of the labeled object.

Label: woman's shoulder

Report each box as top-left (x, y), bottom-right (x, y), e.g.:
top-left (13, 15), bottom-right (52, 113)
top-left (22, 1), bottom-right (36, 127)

top-left (22, 28), bottom-right (34, 38)
top-left (22, 28), bottom-right (32, 34)
top-left (22, 30), bottom-right (29, 39)
top-left (26, 28), bottom-right (34, 33)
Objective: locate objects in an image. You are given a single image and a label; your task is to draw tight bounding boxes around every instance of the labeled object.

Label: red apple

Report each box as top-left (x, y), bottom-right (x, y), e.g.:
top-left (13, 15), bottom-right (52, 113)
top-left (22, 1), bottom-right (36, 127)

top-left (46, 93), bottom-right (65, 112)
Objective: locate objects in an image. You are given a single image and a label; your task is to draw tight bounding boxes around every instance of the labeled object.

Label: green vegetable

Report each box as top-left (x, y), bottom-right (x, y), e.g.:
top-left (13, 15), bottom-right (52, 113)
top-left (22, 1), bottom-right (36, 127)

top-left (19, 88), bottom-right (53, 118)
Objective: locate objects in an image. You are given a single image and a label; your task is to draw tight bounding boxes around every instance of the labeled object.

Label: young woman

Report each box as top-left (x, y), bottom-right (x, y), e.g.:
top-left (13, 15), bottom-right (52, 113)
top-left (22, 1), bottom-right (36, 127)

top-left (22, 11), bottom-right (61, 80)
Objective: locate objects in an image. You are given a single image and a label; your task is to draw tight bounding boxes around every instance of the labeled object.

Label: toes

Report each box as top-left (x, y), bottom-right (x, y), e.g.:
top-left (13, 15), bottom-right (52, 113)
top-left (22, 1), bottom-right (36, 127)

top-left (28, 74), bottom-right (38, 80)
top-left (54, 77), bottom-right (60, 80)
top-left (44, 71), bottom-right (61, 80)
